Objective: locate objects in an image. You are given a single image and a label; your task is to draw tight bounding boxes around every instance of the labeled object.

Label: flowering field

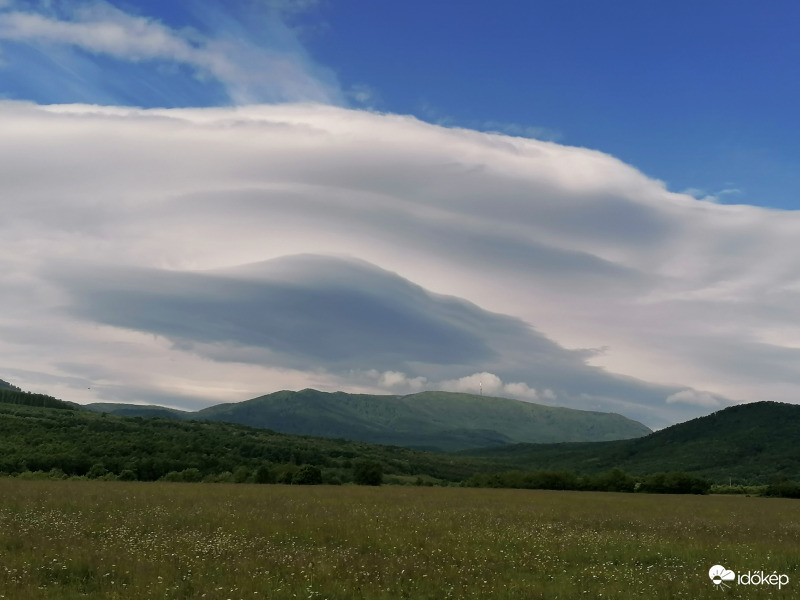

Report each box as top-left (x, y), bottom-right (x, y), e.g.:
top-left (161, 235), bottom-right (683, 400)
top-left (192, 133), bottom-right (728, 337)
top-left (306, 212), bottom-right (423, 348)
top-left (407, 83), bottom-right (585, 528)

top-left (0, 480), bottom-right (796, 599)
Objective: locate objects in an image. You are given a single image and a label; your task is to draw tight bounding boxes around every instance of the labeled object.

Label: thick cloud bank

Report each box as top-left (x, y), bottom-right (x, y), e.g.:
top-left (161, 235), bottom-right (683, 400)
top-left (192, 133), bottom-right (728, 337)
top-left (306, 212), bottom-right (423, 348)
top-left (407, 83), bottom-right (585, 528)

top-left (1, 102), bottom-right (796, 426)
top-left (51, 254), bottom-right (686, 425)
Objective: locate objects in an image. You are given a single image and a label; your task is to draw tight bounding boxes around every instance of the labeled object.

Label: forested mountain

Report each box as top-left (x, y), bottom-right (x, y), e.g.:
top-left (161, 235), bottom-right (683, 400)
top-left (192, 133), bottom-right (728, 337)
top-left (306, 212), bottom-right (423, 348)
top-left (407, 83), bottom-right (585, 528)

top-left (0, 401), bottom-right (497, 484)
top-left (462, 401), bottom-right (800, 483)
top-left (86, 389), bottom-right (651, 452)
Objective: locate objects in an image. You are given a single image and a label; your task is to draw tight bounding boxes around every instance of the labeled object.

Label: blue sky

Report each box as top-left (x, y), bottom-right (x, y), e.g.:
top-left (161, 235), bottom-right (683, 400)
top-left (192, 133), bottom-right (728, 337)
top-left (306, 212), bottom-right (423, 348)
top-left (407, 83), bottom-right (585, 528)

top-left (2, 0), bottom-right (800, 427)
top-left (3, 0), bottom-right (800, 207)
top-left (287, 0), bottom-right (800, 209)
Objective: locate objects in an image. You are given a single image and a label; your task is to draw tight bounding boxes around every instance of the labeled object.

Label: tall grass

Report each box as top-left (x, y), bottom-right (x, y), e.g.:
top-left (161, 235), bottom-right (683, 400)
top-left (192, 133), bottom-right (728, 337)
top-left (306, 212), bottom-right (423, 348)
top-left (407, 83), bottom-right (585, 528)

top-left (0, 480), bottom-right (796, 598)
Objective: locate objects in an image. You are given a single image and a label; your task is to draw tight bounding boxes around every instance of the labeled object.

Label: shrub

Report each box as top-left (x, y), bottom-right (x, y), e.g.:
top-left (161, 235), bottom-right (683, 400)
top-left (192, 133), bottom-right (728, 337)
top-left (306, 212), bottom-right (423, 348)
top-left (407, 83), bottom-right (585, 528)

top-left (353, 460), bottom-right (383, 486)
top-left (293, 465), bottom-right (323, 485)
top-left (277, 469), bottom-right (295, 484)
top-left (592, 468), bottom-right (636, 493)
top-left (764, 481), bottom-right (800, 498)
top-left (118, 469), bottom-right (137, 481)
top-left (181, 468), bottom-right (202, 483)
top-left (232, 466), bottom-right (251, 484)
top-left (86, 464), bottom-right (108, 479)
top-left (215, 471), bottom-right (234, 483)
top-left (637, 471), bottom-right (710, 495)
top-left (254, 465), bottom-right (275, 484)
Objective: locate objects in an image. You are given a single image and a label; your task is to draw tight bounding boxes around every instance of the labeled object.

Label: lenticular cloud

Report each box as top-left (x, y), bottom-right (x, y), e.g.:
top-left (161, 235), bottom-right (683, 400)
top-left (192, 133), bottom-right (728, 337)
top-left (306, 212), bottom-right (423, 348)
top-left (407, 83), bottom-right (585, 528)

top-left (2, 101), bottom-right (800, 426)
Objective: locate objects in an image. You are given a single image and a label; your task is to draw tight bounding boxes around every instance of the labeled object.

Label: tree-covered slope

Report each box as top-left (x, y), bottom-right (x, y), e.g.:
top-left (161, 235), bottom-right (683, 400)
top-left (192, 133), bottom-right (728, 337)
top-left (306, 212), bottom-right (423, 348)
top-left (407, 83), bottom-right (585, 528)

top-left (461, 401), bottom-right (800, 483)
top-left (0, 378), bottom-right (20, 391)
top-left (90, 389), bottom-right (651, 452)
top-left (0, 385), bottom-right (77, 411)
top-left (0, 402), bottom-right (498, 483)
top-left (84, 403), bottom-right (191, 420)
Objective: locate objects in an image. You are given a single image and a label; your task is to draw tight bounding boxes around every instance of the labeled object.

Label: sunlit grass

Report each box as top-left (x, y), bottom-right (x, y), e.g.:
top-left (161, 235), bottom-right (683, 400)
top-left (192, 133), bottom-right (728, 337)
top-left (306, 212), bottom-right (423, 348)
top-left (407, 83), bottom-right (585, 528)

top-left (0, 480), bottom-right (797, 598)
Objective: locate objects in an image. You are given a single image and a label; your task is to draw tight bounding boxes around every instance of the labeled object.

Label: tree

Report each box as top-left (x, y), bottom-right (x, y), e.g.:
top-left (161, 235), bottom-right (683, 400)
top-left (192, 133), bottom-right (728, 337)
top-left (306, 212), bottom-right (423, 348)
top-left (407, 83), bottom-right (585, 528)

top-left (254, 464), bottom-right (275, 484)
top-left (181, 468), bottom-right (202, 482)
top-left (593, 468), bottom-right (635, 492)
top-left (293, 464), bottom-right (322, 485)
top-left (86, 463), bottom-right (108, 479)
top-left (118, 469), bottom-right (137, 481)
top-left (637, 471), bottom-right (710, 495)
top-left (353, 460), bottom-right (383, 486)
top-left (232, 466), bottom-right (251, 483)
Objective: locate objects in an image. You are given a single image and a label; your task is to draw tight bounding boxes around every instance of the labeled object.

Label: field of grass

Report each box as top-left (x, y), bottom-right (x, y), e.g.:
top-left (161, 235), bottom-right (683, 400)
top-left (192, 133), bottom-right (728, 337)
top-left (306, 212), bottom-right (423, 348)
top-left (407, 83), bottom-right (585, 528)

top-left (0, 480), bottom-right (797, 599)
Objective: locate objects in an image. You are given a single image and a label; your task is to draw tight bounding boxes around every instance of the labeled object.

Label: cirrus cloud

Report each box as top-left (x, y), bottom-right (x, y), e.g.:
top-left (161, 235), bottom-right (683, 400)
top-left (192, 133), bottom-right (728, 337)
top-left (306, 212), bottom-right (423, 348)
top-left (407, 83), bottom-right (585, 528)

top-left (0, 0), bottom-right (341, 105)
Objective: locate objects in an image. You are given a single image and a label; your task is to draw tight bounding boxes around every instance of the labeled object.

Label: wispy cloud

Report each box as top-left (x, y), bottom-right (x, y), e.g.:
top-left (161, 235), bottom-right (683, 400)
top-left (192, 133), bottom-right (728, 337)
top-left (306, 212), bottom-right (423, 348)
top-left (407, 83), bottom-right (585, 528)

top-left (682, 186), bottom-right (744, 203)
top-left (0, 0), bottom-right (342, 104)
top-left (666, 389), bottom-right (722, 408)
top-left (479, 120), bottom-right (562, 142)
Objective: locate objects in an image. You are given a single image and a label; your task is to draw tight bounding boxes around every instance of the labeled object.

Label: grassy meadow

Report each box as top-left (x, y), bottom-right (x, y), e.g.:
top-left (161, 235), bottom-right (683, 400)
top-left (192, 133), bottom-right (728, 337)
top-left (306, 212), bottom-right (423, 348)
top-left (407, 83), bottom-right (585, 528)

top-left (0, 480), bottom-right (797, 599)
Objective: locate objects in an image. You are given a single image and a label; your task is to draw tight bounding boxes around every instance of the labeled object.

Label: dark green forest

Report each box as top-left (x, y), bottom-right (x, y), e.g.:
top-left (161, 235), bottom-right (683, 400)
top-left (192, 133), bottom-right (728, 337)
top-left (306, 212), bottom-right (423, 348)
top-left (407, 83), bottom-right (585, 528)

top-left (3, 385), bottom-right (800, 496)
top-left (461, 401), bottom-right (800, 484)
top-left (0, 399), bottom-right (494, 485)
top-left (0, 387), bottom-right (74, 410)
top-left (464, 468), bottom-right (712, 494)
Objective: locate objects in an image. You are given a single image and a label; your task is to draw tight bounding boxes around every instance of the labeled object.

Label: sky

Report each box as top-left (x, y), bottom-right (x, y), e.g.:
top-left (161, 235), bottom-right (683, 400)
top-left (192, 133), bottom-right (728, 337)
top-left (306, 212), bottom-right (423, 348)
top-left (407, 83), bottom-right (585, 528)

top-left (1, 0), bottom-right (799, 428)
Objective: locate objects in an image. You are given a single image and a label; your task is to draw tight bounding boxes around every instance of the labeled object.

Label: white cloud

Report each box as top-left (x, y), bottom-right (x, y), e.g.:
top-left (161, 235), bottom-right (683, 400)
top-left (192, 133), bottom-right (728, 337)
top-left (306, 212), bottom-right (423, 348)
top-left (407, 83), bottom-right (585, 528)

top-left (666, 389), bottom-right (722, 408)
top-left (0, 2), bottom-right (341, 104)
top-left (347, 82), bottom-right (379, 107)
top-left (0, 11), bottom-right (199, 61)
top-left (682, 187), bottom-right (744, 203)
top-left (716, 188), bottom-right (743, 198)
top-left (440, 372), bottom-right (502, 395)
top-left (3, 102), bottom-right (800, 426)
top-left (438, 373), bottom-right (555, 403)
top-left (377, 371), bottom-right (428, 391)
top-left (504, 382), bottom-right (555, 402)
top-left (480, 120), bottom-right (562, 142)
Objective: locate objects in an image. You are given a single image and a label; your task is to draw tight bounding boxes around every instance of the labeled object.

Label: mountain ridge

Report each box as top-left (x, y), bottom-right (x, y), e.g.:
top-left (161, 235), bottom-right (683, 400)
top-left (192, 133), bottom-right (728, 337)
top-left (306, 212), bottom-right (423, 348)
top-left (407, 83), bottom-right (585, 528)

top-left (85, 388), bottom-right (651, 452)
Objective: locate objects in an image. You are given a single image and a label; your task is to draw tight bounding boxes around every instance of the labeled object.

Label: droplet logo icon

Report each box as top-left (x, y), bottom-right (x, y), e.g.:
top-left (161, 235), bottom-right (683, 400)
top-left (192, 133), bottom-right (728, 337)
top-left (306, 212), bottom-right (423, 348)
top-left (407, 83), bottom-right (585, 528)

top-left (709, 565), bottom-right (735, 589)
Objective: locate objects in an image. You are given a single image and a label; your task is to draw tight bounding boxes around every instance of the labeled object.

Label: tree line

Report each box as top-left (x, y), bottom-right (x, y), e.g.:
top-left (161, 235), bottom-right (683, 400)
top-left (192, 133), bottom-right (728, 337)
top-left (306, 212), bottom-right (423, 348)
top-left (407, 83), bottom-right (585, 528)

top-left (465, 468), bottom-right (712, 494)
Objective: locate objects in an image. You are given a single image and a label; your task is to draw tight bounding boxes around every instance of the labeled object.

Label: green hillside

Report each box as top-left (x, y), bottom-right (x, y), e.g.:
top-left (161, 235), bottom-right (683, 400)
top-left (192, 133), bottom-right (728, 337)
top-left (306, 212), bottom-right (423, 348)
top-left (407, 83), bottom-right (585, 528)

top-left (89, 389), bottom-right (651, 451)
top-left (84, 403), bottom-right (191, 420)
top-left (461, 401), bottom-right (800, 483)
top-left (5, 387), bottom-right (800, 487)
top-left (0, 401), bottom-right (500, 483)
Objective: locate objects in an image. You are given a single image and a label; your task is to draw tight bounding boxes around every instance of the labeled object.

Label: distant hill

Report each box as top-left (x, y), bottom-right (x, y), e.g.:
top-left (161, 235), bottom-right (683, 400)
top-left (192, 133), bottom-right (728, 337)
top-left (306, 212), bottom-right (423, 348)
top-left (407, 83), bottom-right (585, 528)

top-left (86, 389), bottom-right (651, 452)
top-left (461, 401), bottom-right (800, 483)
top-left (85, 403), bottom-right (191, 420)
